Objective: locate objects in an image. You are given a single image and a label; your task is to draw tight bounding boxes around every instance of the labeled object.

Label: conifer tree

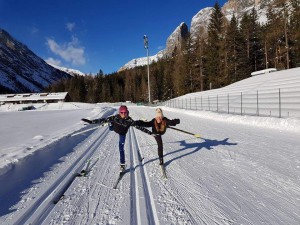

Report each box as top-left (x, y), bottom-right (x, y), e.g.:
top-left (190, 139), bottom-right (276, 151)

top-left (172, 46), bottom-right (186, 96)
top-left (289, 0), bottom-right (300, 67)
top-left (206, 2), bottom-right (225, 89)
top-left (226, 14), bottom-right (249, 83)
top-left (240, 8), bottom-right (264, 73)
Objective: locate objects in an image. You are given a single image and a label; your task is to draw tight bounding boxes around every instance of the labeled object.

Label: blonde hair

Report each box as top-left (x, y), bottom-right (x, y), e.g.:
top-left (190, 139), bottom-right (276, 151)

top-left (155, 108), bottom-right (164, 118)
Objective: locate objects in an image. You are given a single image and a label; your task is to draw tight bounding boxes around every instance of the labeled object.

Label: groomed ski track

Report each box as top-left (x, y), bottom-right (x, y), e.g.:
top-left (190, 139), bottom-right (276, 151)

top-left (1, 106), bottom-right (300, 225)
top-left (6, 125), bottom-right (163, 225)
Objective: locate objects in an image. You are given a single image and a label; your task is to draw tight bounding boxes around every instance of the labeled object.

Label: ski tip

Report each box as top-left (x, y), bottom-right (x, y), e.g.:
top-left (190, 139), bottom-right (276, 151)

top-left (194, 134), bottom-right (201, 138)
top-left (53, 195), bottom-right (65, 204)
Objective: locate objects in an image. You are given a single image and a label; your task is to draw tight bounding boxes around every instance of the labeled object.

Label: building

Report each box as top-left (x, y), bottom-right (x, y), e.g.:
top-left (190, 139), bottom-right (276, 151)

top-left (0, 92), bottom-right (70, 105)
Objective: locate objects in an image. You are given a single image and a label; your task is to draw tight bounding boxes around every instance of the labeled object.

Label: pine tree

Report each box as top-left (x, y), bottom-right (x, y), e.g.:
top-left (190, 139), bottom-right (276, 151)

top-left (206, 2), bottom-right (226, 89)
top-left (289, 0), bottom-right (300, 67)
top-left (240, 8), bottom-right (264, 73)
top-left (226, 14), bottom-right (249, 83)
top-left (264, 0), bottom-right (290, 69)
top-left (180, 33), bottom-right (196, 94)
top-left (172, 46), bottom-right (186, 96)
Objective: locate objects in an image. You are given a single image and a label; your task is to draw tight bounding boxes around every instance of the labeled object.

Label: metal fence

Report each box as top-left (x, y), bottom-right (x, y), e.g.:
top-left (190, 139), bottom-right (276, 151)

top-left (165, 88), bottom-right (300, 119)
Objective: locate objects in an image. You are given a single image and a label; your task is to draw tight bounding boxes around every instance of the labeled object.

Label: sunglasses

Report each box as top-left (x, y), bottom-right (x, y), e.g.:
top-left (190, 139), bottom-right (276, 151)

top-left (120, 111), bottom-right (128, 114)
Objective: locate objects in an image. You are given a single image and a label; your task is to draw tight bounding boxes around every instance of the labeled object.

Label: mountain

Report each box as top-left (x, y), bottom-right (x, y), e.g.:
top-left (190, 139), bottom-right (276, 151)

top-left (0, 29), bottom-right (71, 94)
top-left (119, 0), bottom-right (278, 71)
top-left (118, 50), bottom-right (165, 72)
top-left (119, 22), bottom-right (189, 72)
top-left (222, 0), bottom-right (277, 23)
top-left (190, 7), bottom-right (213, 41)
top-left (119, 22), bottom-right (189, 71)
top-left (48, 63), bottom-right (86, 77)
top-left (164, 22), bottom-right (189, 57)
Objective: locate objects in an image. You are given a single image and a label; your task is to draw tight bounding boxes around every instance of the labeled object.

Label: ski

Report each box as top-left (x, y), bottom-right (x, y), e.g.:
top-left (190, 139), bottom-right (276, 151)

top-left (113, 172), bottom-right (126, 189)
top-left (77, 159), bottom-right (91, 177)
top-left (77, 157), bottom-right (99, 177)
top-left (81, 118), bottom-right (94, 124)
top-left (168, 126), bottom-right (201, 138)
top-left (53, 195), bottom-right (65, 204)
top-left (160, 165), bottom-right (167, 179)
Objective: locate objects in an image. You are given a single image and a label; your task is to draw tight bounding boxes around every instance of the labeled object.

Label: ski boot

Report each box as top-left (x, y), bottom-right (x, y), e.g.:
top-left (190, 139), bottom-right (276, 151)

top-left (120, 164), bottom-right (126, 173)
top-left (159, 158), bottom-right (164, 165)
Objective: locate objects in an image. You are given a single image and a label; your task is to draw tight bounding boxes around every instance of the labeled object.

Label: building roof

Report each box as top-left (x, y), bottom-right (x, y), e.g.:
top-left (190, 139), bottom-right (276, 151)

top-left (0, 92), bottom-right (69, 102)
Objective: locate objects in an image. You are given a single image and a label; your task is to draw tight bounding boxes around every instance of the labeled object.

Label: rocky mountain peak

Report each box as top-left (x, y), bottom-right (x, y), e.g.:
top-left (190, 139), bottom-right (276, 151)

top-left (0, 28), bottom-right (71, 93)
top-left (190, 7), bottom-right (213, 41)
top-left (164, 22), bottom-right (189, 57)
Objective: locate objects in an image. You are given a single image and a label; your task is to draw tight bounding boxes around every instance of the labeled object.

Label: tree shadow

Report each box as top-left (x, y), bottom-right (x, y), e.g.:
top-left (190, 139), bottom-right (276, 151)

top-left (163, 137), bottom-right (237, 167)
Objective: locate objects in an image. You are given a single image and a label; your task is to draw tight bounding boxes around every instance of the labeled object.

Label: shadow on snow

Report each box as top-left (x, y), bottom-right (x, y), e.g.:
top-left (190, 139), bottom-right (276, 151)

top-left (141, 137), bottom-right (237, 167)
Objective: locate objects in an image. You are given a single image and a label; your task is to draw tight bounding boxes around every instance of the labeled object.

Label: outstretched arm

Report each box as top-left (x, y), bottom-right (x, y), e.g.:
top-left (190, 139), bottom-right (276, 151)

top-left (166, 118), bottom-right (180, 126)
top-left (81, 116), bottom-right (115, 125)
top-left (133, 119), bottom-right (153, 127)
top-left (133, 125), bottom-right (153, 136)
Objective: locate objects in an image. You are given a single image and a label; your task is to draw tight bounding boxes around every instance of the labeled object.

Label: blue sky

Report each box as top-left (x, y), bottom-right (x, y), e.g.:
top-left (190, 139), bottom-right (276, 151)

top-left (0, 0), bottom-right (227, 75)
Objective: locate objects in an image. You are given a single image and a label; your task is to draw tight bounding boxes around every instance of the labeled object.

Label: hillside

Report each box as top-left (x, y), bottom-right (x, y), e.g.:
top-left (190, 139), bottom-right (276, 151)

top-left (169, 68), bottom-right (300, 118)
top-left (0, 29), bottom-right (71, 93)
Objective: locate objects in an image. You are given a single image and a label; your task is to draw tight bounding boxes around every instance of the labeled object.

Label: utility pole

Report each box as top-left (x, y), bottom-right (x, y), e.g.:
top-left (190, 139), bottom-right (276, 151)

top-left (143, 35), bottom-right (151, 103)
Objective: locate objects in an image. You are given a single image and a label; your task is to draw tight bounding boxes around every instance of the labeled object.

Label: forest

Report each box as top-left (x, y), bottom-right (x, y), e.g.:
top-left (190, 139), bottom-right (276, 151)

top-left (47, 0), bottom-right (300, 103)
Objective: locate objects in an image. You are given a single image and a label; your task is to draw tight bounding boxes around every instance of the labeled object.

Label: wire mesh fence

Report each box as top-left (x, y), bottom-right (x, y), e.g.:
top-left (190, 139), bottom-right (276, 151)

top-left (165, 88), bottom-right (300, 119)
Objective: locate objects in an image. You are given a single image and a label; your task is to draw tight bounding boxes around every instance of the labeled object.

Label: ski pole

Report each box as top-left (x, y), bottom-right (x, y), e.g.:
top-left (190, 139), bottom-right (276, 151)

top-left (71, 123), bottom-right (109, 137)
top-left (71, 126), bottom-right (98, 137)
top-left (168, 126), bottom-right (201, 138)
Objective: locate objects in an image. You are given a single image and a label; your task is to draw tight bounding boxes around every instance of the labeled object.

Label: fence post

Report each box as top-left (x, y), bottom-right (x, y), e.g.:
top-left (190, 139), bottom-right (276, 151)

top-left (241, 92), bottom-right (243, 115)
top-left (201, 96), bottom-right (203, 110)
top-left (227, 93), bottom-right (229, 114)
top-left (217, 95), bottom-right (219, 112)
top-left (257, 90), bottom-right (259, 116)
top-left (279, 88), bottom-right (281, 118)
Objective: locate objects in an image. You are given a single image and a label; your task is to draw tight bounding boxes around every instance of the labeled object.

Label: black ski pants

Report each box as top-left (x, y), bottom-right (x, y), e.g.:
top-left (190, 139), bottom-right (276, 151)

top-left (154, 135), bottom-right (163, 159)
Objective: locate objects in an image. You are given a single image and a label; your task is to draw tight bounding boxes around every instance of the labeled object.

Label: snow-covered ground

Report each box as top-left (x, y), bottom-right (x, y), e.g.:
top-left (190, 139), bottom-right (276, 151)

top-left (0, 102), bottom-right (299, 225)
top-left (168, 67), bottom-right (300, 119)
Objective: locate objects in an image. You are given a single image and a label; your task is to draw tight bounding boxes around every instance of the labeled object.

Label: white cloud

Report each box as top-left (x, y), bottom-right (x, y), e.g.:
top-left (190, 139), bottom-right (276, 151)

top-left (45, 57), bottom-right (61, 66)
top-left (66, 22), bottom-right (75, 32)
top-left (46, 36), bottom-right (86, 66)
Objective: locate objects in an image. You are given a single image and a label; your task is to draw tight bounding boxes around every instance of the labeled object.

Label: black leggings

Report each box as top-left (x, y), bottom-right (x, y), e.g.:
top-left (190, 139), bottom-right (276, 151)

top-left (154, 135), bottom-right (163, 158)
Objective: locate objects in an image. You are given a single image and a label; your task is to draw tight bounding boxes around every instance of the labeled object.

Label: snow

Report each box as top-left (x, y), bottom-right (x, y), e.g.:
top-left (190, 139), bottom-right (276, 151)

top-left (170, 67), bottom-right (300, 119)
top-left (0, 76), bottom-right (300, 224)
top-left (190, 7), bottom-right (213, 40)
top-left (118, 50), bottom-right (164, 72)
top-left (48, 63), bottom-right (86, 76)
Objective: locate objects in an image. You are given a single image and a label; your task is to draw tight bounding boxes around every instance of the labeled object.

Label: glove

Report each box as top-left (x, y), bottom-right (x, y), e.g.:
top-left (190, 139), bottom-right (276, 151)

top-left (81, 118), bottom-right (93, 124)
top-left (108, 122), bottom-right (114, 131)
top-left (95, 118), bottom-right (105, 124)
top-left (173, 119), bottom-right (180, 125)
